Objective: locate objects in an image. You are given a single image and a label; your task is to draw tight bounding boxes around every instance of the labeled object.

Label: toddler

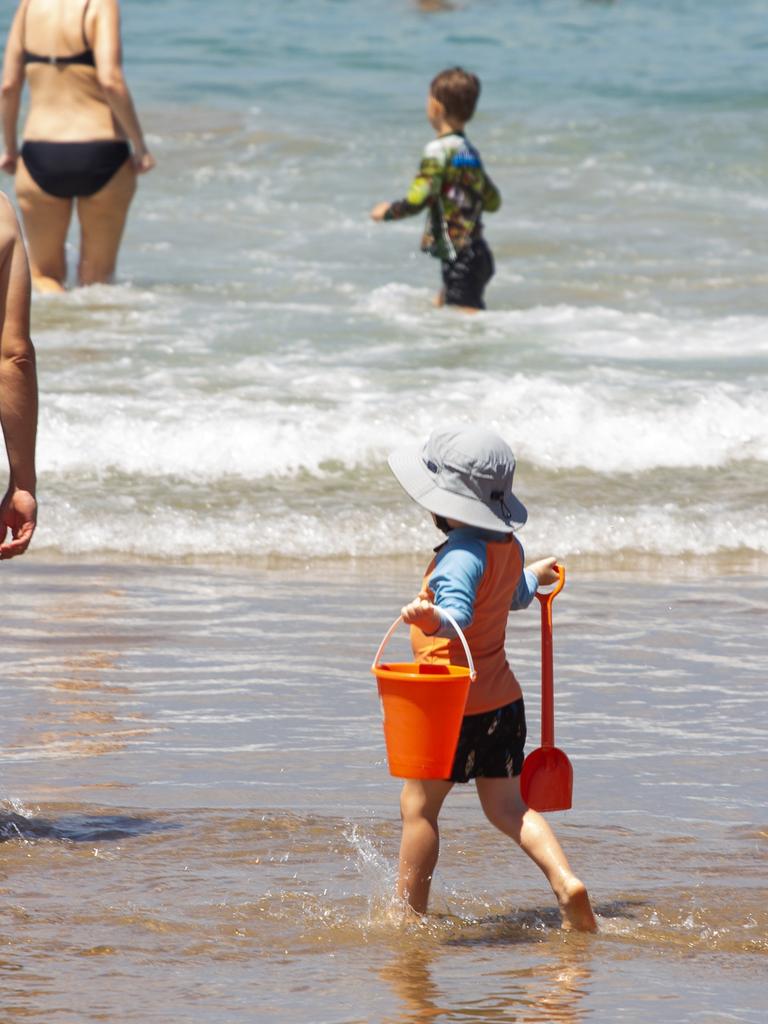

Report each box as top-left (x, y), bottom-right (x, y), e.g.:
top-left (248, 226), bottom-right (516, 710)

top-left (387, 424), bottom-right (596, 931)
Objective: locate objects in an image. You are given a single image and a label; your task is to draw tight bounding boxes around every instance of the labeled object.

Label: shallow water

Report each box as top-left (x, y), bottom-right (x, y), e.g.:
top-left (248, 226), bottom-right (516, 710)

top-left (0, 0), bottom-right (766, 564)
top-left (1, 1), bottom-right (767, 1019)
top-left (2, 560), bottom-right (766, 1022)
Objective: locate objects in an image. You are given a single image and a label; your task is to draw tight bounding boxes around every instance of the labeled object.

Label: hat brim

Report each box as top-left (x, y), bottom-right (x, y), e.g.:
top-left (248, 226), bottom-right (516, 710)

top-left (388, 445), bottom-right (527, 533)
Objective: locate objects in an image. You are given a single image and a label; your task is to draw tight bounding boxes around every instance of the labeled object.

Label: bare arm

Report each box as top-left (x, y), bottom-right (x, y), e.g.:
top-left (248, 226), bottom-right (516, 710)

top-left (91, 0), bottom-right (155, 172)
top-left (0, 193), bottom-right (37, 559)
top-left (0, 2), bottom-right (27, 174)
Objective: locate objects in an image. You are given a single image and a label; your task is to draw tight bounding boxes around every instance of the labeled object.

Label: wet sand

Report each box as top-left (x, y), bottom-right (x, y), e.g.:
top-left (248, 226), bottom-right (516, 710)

top-left (1, 558), bottom-right (766, 1023)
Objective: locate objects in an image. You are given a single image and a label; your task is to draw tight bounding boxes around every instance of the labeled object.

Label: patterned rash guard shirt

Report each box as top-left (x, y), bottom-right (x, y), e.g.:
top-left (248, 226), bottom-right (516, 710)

top-left (384, 132), bottom-right (501, 262)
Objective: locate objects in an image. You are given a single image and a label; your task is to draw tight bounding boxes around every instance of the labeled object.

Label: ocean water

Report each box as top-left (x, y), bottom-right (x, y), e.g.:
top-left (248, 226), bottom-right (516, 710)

top-left (1, 562), bottom-right (766, 1022)
top-left (1, 3), bottom-right (767, 1023)
top-left (1, 0), bottom-right (766, 566)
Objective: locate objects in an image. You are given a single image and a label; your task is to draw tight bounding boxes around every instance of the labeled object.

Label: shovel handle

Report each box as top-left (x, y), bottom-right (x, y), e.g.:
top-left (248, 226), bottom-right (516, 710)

top-left (535, 564), bottom-right (565, 748)
top-left (535, 563), bottom-right (565, 607)
top-left (372, 607), bottom-right (477, 681)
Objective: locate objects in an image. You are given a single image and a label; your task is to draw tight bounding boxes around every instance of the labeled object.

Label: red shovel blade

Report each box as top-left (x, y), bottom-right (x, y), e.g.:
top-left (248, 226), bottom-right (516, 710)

top-left (520, 564), bottom-right (573, 812)
top-left (520, 746), bottom-right (573, 811)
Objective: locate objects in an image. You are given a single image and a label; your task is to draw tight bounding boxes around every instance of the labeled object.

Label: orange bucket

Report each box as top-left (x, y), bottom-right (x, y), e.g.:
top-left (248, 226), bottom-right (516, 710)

top-left (371, 612), bottom-right (476, 779)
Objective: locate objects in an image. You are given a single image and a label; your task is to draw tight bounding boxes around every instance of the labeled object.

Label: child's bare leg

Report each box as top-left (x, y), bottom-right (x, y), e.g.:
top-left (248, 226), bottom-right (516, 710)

top-left (476, 776), bottom-right (597, 932)
top-left (397, 778), bottom-right (453, 914)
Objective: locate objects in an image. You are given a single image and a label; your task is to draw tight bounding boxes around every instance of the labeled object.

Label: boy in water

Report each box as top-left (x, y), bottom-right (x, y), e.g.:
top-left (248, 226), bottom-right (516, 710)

top-left (371, 67), bottom-right (501, 311)
top-left (387, 424), bottom-right (596, 931)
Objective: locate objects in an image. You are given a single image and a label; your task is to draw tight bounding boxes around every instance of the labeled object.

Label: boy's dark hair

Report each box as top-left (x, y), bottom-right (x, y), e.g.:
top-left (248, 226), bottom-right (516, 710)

top-left (430, 67), bottom-right (481, 124)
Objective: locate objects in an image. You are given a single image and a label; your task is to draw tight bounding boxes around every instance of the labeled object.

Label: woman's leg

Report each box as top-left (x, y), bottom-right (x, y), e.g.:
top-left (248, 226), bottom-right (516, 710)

top-left (476, 775), bottom-right (597, 931)
top-left (14, 158), bottom-right (72, 293)
top-left (76, 159), bottom-right (137, 286)
top-left (397, 778), bottom-right (453, 914)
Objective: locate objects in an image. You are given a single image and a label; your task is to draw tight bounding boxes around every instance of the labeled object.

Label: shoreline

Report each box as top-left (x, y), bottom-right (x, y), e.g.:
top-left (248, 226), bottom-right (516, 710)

top-left (3, 552), bottom-right (765, 1024)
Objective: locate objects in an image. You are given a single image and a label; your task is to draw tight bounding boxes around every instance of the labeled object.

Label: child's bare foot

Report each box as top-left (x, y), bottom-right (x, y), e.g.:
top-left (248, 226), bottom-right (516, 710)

top-left (380, 898), bottom-right (429, 932)
top-left (558, 878), bottom-right (597, 932)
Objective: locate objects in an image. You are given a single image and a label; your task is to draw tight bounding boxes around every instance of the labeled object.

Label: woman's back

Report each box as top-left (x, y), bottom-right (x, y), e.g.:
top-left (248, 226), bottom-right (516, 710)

top-left (2, 0), bottom-right (153, 290)
top-left (22, 0), bottom-right (119, 142)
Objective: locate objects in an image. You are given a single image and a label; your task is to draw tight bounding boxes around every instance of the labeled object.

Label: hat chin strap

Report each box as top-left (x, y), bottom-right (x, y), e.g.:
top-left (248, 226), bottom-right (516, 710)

top-left (490, 489), bottom-right (512, 520)
top-left (433, 514), bottom-right (454, 534)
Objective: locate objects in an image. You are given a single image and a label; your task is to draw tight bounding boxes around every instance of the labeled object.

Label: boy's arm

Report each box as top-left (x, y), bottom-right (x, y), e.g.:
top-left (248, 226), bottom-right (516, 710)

top-left (371, 147), bottom-right (444, 221)
top-left (401, 540), bottom-right (485, 637)
top-left (511, 555), bottom-right (559, 610)
top-left (510, 568), bottom-right (539, 610)
top-left (481, 172), bottom-right (501, 213)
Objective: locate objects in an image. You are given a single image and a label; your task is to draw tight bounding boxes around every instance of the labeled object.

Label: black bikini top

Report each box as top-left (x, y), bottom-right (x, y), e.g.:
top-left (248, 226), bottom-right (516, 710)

top-left (22, 0), bottom-right (95, 67)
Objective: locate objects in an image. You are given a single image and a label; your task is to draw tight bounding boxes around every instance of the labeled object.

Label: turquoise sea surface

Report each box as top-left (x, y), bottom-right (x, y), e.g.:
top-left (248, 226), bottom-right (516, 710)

top-left (0, 0), bottom-right (765, 566)
top-left (1, 3), bottom-right (766, 1023)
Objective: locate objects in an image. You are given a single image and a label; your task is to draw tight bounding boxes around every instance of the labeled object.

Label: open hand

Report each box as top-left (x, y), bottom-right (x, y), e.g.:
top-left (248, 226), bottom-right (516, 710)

top-left (370, 201), bottom-right (390, 221)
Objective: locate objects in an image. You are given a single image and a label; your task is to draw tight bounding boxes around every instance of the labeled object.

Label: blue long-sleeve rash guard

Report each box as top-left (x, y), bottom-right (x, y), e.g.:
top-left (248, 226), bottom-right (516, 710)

top-left (426, 526), bottom-right (539, 638)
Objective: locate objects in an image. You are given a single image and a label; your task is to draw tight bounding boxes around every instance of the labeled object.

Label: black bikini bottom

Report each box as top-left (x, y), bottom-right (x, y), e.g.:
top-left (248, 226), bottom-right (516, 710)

top-left (20, 140), bottom-right (131, 199)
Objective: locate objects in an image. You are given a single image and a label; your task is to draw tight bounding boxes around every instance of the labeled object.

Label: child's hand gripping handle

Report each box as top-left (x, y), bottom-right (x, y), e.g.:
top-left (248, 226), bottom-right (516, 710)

top-left (372, 607), bottom-right (477, 681)
top-left (535, 564), bottom-right (565, 749)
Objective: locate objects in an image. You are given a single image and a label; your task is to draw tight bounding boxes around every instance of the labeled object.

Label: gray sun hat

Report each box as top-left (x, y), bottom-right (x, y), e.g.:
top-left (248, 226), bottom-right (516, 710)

top-left (388, 425), bottom-right (527, 533)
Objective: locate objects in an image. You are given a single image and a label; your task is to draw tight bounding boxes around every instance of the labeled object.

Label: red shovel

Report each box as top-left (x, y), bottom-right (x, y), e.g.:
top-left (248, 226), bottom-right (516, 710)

top-left (520, 564), bottom-right (573, 812)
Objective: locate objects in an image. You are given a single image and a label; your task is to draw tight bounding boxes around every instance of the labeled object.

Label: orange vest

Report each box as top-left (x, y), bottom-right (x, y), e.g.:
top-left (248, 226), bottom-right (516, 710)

top-left (410, 536), bottom-right (524, 715)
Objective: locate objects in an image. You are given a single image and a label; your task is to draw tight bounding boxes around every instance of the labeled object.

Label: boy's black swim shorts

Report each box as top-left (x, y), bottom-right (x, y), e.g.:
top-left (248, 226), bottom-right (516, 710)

top-left (441, 237), bottom-right (495, 310)
top-left (449, 698), bottom-right (527, 782)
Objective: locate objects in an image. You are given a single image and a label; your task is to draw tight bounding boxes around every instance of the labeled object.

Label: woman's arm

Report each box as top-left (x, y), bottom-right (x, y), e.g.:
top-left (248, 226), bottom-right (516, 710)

top-left (0, 194), bottom-right (37, 559)
top-left (0, 2), bottom-right (27, 174)
top-left (90, 0), bottom-right (155, 172)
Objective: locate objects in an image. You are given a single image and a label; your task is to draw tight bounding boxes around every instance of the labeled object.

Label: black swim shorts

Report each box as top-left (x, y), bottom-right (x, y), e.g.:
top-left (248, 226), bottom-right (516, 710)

top-left (441, 237), bottom-right (495, 310)
top-left (449, 699), bottom-right (527, 783)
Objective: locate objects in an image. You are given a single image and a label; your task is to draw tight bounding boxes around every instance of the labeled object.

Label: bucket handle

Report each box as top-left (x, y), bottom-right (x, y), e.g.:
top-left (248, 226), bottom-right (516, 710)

top-left (371, 608), bottom-right (477, 682)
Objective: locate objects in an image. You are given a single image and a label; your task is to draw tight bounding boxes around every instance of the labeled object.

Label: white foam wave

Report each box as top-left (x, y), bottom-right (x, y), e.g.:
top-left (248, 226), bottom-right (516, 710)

top-left (33, 496), bottom-right (768, 561)
top-left (361, 282), bottom-right (437, 320)
top-left (39, 371), bottom-right (768, 480)
top-left (482, 305), bottom-right (768, 360)
top-left (361, 291), bottom-right (768, 361)
top-left (482, 377), bottom-right (768, 472)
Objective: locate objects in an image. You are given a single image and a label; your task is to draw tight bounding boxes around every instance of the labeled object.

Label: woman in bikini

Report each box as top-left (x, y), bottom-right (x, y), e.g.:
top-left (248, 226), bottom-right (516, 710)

top-left (0, 0), bottom-right (155, 291)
